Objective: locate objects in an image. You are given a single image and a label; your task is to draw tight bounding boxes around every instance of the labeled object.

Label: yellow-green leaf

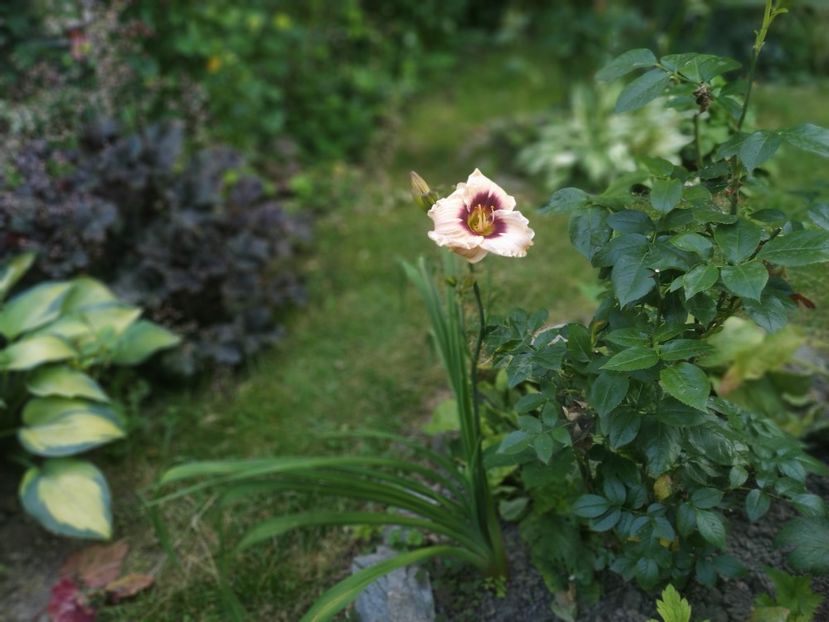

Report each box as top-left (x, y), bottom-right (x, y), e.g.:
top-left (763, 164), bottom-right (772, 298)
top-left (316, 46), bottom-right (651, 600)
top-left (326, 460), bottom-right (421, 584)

top-left (19, 458), bottom-right (112, 539)
top-left (27, 366), bottom-right (109, 402)
top-left (0, 252), bottom-right (35, 301)
top-left (18, 397), bottom-right (125, 457)
top-left (111, 320), bottom-right (180, 365)
top-left (0, 335), bottom-right (77, 371)
top-left (0, 281), bottom-right (73, 339)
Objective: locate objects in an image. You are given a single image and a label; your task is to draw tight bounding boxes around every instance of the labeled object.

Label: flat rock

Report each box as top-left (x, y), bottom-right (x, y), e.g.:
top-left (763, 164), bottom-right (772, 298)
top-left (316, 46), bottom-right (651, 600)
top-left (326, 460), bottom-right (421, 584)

top-left (352, 546), bottom-right (435, 622)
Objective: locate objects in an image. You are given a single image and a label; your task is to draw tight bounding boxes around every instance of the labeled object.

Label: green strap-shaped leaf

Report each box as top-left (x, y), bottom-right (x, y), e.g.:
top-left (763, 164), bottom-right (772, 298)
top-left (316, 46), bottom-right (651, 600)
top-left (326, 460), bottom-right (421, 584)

top-left (18, 397), bottom-right (125, 457)
top-left (0, 281), bottom-right (73, 339)
top-left (111, 320), bottom-right (181, 365)
top-left (0, 335), bottom-right (77, 371)
top-left (19, 458), bottom-right (112, 539)
top-left (27, 365), bottom-right (109, 402)
top-left (0, 252), bottom-right (35, 301)
top-left (301, 546), bottom-right (480, 622)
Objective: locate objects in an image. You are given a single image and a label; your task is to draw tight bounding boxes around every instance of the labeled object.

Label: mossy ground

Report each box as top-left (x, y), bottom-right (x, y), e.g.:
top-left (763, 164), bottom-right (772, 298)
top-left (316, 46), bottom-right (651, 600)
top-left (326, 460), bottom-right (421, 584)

top-left (100, 52), bottom-right (829, 621)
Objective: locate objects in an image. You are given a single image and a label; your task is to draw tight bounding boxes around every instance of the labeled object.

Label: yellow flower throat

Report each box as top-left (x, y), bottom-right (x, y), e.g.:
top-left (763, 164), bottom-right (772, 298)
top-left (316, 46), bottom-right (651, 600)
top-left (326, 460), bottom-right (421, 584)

top-left (467, 204), bottom-right (496, 236)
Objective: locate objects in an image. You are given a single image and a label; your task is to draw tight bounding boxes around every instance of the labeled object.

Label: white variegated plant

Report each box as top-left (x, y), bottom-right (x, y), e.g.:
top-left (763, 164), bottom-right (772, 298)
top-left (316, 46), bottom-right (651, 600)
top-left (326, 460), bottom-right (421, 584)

top-left (0, 253), bottom-right (180, 539)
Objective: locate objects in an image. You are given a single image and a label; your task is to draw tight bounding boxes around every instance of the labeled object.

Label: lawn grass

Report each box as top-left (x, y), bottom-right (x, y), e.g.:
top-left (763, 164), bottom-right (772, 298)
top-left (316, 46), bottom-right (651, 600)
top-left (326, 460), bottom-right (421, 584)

top-left (102, 45), bottom-right (592, 622)
top-left (102, 60), bottom-right (829, 620)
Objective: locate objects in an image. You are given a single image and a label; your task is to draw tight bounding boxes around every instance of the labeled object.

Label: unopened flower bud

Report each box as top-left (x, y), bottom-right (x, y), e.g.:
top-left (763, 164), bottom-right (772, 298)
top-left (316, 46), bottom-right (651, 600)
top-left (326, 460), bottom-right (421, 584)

top-left (410, 171), bottom-right (438, 211)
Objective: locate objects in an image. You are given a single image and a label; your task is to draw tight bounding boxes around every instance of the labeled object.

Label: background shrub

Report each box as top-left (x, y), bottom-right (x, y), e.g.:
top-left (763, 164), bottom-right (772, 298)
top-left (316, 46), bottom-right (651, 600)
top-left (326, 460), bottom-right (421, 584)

top-left (0, 120), bottom-right (310, 374)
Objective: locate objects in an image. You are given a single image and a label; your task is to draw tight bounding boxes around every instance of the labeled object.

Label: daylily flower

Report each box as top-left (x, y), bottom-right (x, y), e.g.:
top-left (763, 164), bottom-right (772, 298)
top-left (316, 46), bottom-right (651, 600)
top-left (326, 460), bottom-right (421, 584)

top-left (427, 169), bottom-right (534, 263)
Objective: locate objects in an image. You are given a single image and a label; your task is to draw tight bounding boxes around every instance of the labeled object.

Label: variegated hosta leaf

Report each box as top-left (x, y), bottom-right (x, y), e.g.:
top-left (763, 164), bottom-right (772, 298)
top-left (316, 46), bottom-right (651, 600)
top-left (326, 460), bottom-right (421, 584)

top-left (111, 320), bottom-right (181, 365)
top-left (18, 397), bottom-right (125, 457)
top-left (76, 303), bottom-right (142, 345)
top-left (62, 277), bottom-right (118, 311)
top-left (20, 458), bottom-right (112, 539)
top-left (0, 281), bottom-right (73, 339)
top-left (0, 252), bottom-right (35, 301)
top-left (26, 366), bottom-right (109, 402)
top-left (0, 335), bottom-right (77, 371)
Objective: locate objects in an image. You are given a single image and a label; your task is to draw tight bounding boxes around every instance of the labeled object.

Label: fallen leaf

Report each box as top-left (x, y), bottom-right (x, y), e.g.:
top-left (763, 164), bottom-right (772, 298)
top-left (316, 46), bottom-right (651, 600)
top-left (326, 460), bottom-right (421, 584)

top-left (61, 540), bottom-right (129, 589)
top-left (105, 573), bottom-right (155, 603)
top-left (47, 578), bottom-right (96, 622)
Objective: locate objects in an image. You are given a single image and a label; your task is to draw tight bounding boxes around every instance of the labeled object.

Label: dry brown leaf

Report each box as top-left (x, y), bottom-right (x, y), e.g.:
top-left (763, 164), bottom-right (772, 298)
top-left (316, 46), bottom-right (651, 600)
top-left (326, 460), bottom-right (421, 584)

top-left (61, 540), bottom-right (129, 589)
top-left (105, 573), bottom-right (155, 603)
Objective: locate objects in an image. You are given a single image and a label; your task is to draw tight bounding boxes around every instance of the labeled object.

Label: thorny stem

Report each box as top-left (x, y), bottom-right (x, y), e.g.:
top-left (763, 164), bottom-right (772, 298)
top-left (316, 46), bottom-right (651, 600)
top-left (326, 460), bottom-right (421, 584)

top-left (693, 113), bottom-right (703, 170)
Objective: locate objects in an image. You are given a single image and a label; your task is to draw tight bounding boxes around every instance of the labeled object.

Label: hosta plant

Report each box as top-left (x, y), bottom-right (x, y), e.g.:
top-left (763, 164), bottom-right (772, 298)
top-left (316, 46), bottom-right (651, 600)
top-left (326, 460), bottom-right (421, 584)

top-left (0, 253), bottom-right (179, 539)
top-left (492, 0), bottom-right (829, 596)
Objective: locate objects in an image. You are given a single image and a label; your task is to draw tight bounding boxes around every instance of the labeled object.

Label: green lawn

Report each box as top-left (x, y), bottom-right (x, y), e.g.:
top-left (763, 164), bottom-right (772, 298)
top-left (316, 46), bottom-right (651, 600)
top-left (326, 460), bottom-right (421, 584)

top-left (103, 59), bottom-right (829, 620)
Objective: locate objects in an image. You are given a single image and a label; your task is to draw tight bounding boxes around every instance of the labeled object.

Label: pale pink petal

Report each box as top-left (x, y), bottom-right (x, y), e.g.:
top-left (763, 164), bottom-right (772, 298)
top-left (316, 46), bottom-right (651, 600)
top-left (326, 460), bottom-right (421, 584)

top-left (479, 210), bottom-right (535, 258)
top-left (463, 169), bottom-right (516, 212)
top-left (427, 195), bottom-right (482, 249)
top-left (451, 246), bottom-right (489, 263)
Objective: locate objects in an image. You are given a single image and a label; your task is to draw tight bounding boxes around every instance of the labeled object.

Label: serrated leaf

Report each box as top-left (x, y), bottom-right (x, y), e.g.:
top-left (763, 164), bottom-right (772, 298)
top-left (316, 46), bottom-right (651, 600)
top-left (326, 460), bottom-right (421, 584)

top-left (612, 252), bottom-right (655, 307)
top-left (596, 48), bottom-right (657, 81)
top-left (775, 517), bottom-right (829, 573)
top-left (605, 328), bottom-right (650, 347)
top-left (691, 487), bottom-right (723, 510)
top-left (592, 508), bottom-right (621, 532)
top-left (729, 466), bottom-right (749, 488)
top-left (720, 262), bottom-right (768, 301)
top-left (660, 339), bottom-right (713, 361)
top-left (651, 178), bottom-right (684, 214)
top-left (780, 123), bottom-right (829, 157)
top-left (670, 233), bottom-right (712, 257)
top-left (602, 346), bottom-right (659, 371)
top-left (499, 497), bottom-right (529, 521)
top-left (569, 207), bottom-right (611, 261)
top-left (589, 372), bottom-right (629, 416)
top-left (743, 295), bottom-right (790, 333)
top-left (756, 230), bottom-right (829, 266)
top-left (615, 69), bottom-right (671, 113)
top-left (607, 210), bottom-right (654, 233)
top-left (738, 130), bottom-right (781, 173)
top-left (746, 489), bottom-right (771, 522)
top-left (533, 434), bottom-right (555, 464)
top-left (683, 264), bottom-right (719, 299)
top-left (19, 458), bottom-right (112, 539)
top-left (654, 584), bottom-right (692, 622)
top-left (808, 204), bottom-right (829, 230)
top-left (542, 187), bottom-right (590, 214)
top-left (573, 494), bottom-right (611, 518)
top-left (696, 509), bottom-right (726, 548)
top-left (643, 422), bottom-right (681, 477)
top-left (660, 363), bottom-right (710, 412)
top-left (714, 219), bottom-right (762, 263)
top-left (608, 408), bottom-right (641, 449)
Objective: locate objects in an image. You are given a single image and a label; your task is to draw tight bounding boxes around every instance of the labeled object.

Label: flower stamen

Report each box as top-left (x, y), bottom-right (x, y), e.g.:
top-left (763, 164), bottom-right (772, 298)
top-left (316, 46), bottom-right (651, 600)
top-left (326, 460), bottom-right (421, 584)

top-left (467, 204), bottom-right (496, 237)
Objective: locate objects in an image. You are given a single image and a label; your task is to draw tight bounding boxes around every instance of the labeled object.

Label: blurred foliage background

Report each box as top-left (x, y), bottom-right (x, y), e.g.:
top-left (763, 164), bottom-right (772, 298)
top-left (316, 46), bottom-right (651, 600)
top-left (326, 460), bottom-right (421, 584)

top-left (1, 1), bottom-right (829, 619)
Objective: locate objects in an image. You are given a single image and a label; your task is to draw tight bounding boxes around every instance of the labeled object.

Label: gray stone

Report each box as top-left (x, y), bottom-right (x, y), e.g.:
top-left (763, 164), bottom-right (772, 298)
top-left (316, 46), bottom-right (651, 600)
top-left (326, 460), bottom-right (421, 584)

top-left (351, 546), bottom-right (436, 622)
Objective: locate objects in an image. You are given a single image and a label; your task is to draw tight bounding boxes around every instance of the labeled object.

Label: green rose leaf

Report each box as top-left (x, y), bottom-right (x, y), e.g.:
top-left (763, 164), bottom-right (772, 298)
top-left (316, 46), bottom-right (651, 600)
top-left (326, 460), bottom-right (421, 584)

top-left (691, 487), bottom-right (723, 510)
top-left (720, 261), bottom-right (769, 301)
top-left (650, 178), bottom-right (684, 214)
top-left (780, 123), bottom-right (829, 158)
top-left (746, 489), bottom-right (771, 522)
top-left (602, 346), bottom-right (659, 372)
top-left (573, 494), bottom-right (611, 518)
top-left (696, 509), bottom-right (727, 548)
top-left (541, 187), bottom-right (590, 214)
top-left (612, 252), bottom-right (655, 307)
top-left (660, 363), bottom-right (710, 412)
top-left (775, 517), bottom-right (829, 573)
top-left (683, 264), bottom-right (719, 300)
top-left (808, 204), bottom-right (829, 231)
top-left (608, 408), bottom-right (642, 449)
top-left (756, 230), bottom-right (829, 266)
top-left (588, 372), bottom-right (630, 417)
top-left (596, 48), bottom-right (657, 81)
top-left (569, 207), bottom-right (611, 261)
top-left (660, 339), bottom-right (713, 361)
top-left (714, 219), bottom-right (762, 263)
top-left (615, 68), bottom-right (671, 113)
top-left (738, 130), bottom-right (782, 173)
